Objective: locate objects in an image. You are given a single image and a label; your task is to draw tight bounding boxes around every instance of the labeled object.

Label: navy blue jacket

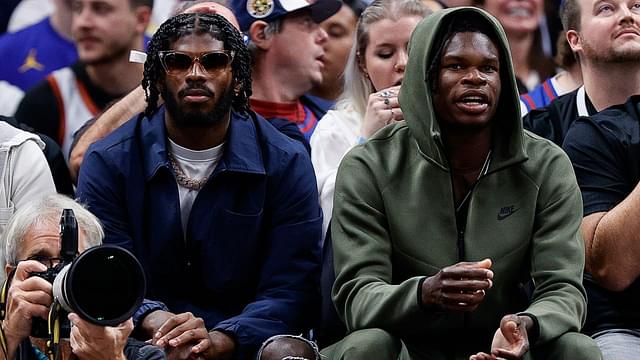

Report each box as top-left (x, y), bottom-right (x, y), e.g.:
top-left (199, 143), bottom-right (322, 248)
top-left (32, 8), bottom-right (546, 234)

top-left (76, 107), bottom-right (322, 358)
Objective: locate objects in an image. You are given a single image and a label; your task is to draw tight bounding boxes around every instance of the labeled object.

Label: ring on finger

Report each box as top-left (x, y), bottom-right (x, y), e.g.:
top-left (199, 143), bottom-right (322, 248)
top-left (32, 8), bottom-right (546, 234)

top-left (380, 90), bottom-right (390, 98)
top-left (384, 98), bottom-right (390, 106)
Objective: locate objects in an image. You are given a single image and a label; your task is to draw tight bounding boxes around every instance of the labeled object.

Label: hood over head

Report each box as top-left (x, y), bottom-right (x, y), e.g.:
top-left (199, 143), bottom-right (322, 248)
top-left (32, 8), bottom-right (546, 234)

top-left (399, 7), bottom-right (526, 171)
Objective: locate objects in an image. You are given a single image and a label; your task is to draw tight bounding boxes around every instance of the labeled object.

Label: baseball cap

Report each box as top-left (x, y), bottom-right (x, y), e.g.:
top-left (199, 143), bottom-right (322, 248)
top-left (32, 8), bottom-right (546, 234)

top-left (232, 0), bottom-right (342, 32)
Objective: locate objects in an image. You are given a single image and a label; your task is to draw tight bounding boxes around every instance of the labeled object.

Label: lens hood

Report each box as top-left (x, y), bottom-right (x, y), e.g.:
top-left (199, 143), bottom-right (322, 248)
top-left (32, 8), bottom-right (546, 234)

top-left (53, 245), bottom-right (146, 326)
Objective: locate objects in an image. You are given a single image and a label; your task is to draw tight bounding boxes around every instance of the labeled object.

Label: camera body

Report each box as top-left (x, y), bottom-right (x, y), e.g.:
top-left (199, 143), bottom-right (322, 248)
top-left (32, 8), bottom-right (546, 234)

top-left (29, 209), bottom-right (146, 338)
top-left (30, 264), bottom-right (69, 337)
top-left (30, 264), bottom-right (68, 337)
top-left (29, 266), bottom-right (63, 283)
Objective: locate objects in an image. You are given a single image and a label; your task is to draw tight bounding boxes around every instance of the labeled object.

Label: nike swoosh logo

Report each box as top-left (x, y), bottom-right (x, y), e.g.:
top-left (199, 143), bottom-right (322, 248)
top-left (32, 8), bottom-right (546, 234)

top-left (497, 207), bottom-right (518, 221)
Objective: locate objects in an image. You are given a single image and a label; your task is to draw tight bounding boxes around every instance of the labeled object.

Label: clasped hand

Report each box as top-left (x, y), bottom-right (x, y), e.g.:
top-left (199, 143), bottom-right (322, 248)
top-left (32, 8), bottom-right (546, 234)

top-left (145, 310), bottom-right (234, 360)
top-left (420, 259), bottom-right (494, 312)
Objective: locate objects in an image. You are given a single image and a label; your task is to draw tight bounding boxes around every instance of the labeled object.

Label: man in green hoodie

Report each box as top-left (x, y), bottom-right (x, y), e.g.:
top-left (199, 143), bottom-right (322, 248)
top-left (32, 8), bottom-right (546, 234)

top-left (326, 7), bottom-right (601, 360)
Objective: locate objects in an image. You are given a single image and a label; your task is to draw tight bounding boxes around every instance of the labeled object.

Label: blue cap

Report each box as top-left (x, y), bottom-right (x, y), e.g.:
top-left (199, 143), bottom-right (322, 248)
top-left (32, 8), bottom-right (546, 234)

top-left (231, 0), bottom-right (342, 32)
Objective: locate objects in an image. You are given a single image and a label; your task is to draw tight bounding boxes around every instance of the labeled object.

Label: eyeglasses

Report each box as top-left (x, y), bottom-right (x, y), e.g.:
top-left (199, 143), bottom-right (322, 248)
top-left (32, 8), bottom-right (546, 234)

top-left (19, 255), bottom-right (63, 269)
top-left (158, 50), bottom-right (234, 76)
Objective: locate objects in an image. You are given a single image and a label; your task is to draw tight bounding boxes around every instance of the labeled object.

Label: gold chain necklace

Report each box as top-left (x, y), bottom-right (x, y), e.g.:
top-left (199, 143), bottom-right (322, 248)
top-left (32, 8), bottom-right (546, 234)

top-left (167, 151), bottom-right (208, 191)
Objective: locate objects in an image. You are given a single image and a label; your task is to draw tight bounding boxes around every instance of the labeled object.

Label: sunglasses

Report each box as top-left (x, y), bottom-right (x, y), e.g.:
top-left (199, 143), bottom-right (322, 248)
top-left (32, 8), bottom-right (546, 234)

top-left (158, 50), bottom-right (234, 76)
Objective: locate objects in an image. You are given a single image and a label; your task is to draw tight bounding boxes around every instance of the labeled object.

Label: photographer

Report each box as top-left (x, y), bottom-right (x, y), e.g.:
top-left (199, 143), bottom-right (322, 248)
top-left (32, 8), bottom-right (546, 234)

top-left (0, 194), bottom-right (164, 360)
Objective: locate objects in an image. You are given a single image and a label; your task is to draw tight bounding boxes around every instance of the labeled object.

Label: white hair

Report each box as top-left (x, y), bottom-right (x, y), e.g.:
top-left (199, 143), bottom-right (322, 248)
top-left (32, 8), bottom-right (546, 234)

top-left (2, 194), bottom-right (103, 271)
top-left (336, 0), bottom-right (431, 116)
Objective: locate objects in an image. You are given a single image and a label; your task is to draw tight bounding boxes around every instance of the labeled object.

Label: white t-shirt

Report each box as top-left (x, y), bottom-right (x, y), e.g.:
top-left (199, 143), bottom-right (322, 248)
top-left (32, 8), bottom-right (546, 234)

top-left (167, 139), bottom-right (224, 237)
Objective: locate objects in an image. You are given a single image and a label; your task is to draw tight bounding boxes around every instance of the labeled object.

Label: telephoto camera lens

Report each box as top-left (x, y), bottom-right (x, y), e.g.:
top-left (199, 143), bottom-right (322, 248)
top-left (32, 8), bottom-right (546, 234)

top-left (53, 245), bottom-right (146, 326)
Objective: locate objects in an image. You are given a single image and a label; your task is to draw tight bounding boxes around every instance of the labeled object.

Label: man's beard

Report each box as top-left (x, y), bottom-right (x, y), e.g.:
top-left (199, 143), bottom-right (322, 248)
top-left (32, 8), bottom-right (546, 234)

top-left (162, 85), bottom-right (234, 128)
top-left (582, 37), bottom-right (640, 63)
top-left (80, 38), bottom-right (132, 66)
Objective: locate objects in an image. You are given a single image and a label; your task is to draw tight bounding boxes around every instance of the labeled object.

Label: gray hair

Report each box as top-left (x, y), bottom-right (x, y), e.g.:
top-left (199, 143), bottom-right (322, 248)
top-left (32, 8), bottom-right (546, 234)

top-left (336, 0), bottom-right (430, 116)
top-left (2, 194), bottom-right (103, 271)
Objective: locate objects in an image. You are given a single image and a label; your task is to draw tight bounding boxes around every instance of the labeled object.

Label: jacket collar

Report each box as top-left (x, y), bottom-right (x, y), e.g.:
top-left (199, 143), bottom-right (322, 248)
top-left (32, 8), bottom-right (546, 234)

top-left (141, 106), bottom-right (266, 181)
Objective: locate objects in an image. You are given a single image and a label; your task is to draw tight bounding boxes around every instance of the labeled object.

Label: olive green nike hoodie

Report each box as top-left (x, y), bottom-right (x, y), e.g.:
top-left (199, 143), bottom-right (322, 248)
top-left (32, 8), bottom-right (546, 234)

top-left (331, 7), bottom-right (586, 357)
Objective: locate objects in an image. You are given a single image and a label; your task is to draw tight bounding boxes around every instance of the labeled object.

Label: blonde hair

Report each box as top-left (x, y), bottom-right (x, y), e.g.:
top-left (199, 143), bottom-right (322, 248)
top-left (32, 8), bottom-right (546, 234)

top-left (336, 0), bottom-right (430, 116)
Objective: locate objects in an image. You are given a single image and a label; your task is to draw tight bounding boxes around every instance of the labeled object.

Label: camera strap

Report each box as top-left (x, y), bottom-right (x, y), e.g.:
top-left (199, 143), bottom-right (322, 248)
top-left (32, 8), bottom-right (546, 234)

top-left (45, 301), bottom-right (62, 360)
top-left (0, 269), bottom-right (16, 357)
top-left (0, 268), bottom-right (16, 321)
top-left (0, 325), bottom-right (7, 359)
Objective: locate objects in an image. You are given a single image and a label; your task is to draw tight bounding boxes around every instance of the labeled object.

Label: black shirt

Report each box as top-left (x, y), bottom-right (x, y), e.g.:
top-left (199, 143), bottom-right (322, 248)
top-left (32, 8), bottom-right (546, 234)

top-left (523, 88), bottom-right (597, 146)
top-left (563, 94), bottom-right (640, 335)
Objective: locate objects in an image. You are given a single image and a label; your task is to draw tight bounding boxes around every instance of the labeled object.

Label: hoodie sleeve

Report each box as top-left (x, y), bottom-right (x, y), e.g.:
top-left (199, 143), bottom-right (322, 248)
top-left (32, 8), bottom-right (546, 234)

top-left (331, 148), bottom-right (434, 334)
top-left (520, 142), bottom-right (587, 345)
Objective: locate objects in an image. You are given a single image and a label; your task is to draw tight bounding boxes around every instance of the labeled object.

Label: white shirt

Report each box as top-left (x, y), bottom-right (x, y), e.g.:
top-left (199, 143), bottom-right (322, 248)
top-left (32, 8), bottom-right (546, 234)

top-left (310, 105), bottom-right (362, 240)
top-left (0, 81), bottom-right (24, 116)
top-left (168, 139), bottom-right (224, 237)
top-left (7, 0), bottom-right (53, 32)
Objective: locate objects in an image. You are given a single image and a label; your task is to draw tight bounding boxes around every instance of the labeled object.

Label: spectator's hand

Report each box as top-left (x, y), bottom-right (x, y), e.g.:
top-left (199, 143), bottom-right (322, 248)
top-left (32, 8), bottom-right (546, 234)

top-left (140, 309), bottom-right (175, 338)
top-left (152, 312), bottom-right (207, 349)
top-left (141, 310), bottom-right (195, 359)
top-left (361, 85), bottom-right (403, 138)
top-left (149, 311), bottom-right (234, 359)
top-left (490, 315), bottom-right (530, 359)
top-left (68, 313), bottom-right (133, 360)
top-left (421, 258), bottom-right (493, 312)
top-left (2, 260), bottom-right (52, 358)
top-left (469, 353), bottom-right (497, 360)
top-left (470, 314), bottom-right (530, 360)
top-left (182, 2), bottom-right (240, 30)
top-left (195, 331), bottom-right (235, 360)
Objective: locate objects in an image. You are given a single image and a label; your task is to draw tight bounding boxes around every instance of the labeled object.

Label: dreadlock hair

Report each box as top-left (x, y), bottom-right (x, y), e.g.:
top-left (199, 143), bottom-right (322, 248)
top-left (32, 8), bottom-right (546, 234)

top-left (142, 13), bottom-right (252, 117)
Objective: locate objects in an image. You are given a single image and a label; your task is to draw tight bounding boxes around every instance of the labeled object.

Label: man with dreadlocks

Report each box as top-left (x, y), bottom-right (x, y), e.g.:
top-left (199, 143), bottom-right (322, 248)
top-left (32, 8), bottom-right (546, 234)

top-left (76, 12), bottom-right (322, 360)
top-left (67, 1), bottom-right (240, 183)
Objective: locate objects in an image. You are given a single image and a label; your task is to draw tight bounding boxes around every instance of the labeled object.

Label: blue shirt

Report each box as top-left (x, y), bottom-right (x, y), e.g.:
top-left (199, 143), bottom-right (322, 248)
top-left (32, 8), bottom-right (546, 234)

top-left (76, 107), bottom-right (322, 358)
top-left (520, 77), bottom-right (559, 113)
top-left (304, 93), bottom-right (335, 115)
top-left (0, 18), bottom-right (77, 91)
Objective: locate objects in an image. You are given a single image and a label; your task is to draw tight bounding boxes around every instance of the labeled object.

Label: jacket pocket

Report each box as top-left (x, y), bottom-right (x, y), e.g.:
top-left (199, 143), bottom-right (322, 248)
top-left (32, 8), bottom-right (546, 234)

top-left (203, 209), bottom-right (264, 292)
